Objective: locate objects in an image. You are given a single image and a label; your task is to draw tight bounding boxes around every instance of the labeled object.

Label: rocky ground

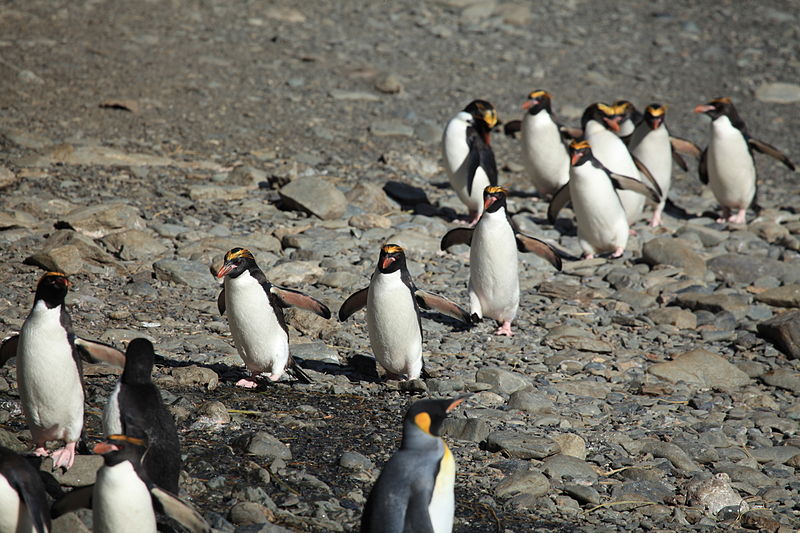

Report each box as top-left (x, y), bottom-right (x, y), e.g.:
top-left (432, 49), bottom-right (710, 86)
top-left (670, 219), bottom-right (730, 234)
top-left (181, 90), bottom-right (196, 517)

top-left (2, 0), bottom-right (800, 532)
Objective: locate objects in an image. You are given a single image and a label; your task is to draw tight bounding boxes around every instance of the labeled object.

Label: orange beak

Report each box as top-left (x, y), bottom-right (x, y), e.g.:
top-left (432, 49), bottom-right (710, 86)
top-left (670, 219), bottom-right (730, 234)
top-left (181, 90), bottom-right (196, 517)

top-left (521, 99), bottom-right (536, 110)
top-left (603, 116), bottom-right (621, 132)
top-left (216, 263), bottom-right (234, 279)
top-left (94, 442), bottom-right (119, 454)
top-left (381, 256), bottom-right (396, 270)
top-left (571, 151), bottom-right (582, 166)
top-left (694, 104), bottom-right (714, 114)
top-left (483, 195), bottom-right (496, 211)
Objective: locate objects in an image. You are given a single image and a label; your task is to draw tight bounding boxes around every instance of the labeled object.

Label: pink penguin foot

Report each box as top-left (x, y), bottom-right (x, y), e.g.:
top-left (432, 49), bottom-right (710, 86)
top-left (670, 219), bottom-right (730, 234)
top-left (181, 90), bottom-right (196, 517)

top-left (628, 228), bottom-right (638, 236)
top-left (583, 253), bottom-right (595, 260)
top-left (611, 247), bottom-right (625, 258)
top-left (494, 321), bottom-right (514, 336)
top-left (728, 209), bottom-right (746, 225)
top-left (649, 211), bottom-right (663, 227)
top-left (235, 377), bottom-right (259, 388)
top-left (51, 442), bottom-right (77, 470)
top-left (33, 446), bottom-right (50, 457)
top-left (267, 372), bottom-right (283, 382)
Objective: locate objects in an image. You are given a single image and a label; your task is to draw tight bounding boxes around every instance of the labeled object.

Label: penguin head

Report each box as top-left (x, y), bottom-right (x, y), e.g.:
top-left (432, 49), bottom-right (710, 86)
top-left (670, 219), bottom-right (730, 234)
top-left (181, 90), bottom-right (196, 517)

top-left (377, 244), bottom-right (406, 274)
top-left (464, 99), bottom-right (499, 129)
top-left (94, 435), bottom-right (147, 467)
top-left (522, 90), bottom-right (552, 115)
top-left (34, 272), bottom-right (71, 309)
top-left (483, 186), bottom-right (508, 214)
top-left (581, 102), bottom-right (618, 132)
top-left (644, 104), bottom-right (667, 130)
top-left (402, 396), bottom-right (469, 447)
top-left (216, 248), bottom-right (256, 279)
top-left (568, 140), bottom-right (593, 166)
top-left (122, 338), bottom-right (155, 385)
top-left (694, 97), bottom-right (737, 120)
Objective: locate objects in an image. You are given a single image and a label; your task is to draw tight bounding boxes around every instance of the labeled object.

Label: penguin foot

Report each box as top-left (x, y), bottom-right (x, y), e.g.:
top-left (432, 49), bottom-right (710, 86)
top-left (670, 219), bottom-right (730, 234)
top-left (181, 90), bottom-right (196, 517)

top-left (611, 247), bottom-right (625, 258)
top-left (728, 209), bottom-right (747, 225)
top-left (649, 211), bottom-right (663, 227)
top-left (235, 377), bottom-right (259, 388)
top-left (494, 322), bottom-right (514, 336)
top-left (628, 228), bottom-right (638, 236)
top-left (51, 442), bottom-right (77, 470)
top-left (33, 446), bottom-right (50, 457)
top-left (583, 253), bottom-right (595, 260)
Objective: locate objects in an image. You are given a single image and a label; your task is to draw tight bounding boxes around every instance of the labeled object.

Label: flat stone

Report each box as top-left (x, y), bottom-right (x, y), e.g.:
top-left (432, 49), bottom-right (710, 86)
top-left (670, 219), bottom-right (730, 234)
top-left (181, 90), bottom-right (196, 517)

top-left (755, 284), bottom-right (800, 308)
top-left (748, 445), bottom-right (800, 464)
top-left (544, 326), bottom-right (613, 353)
top-left (641, 440), bottom-right (700, 472)
top-left (230, 501), bottom-right (273, 525)
top-left (442, 418), bottom-right (490, 442)
top-left (552, 380), bottom-right (611, 399)
top-left (60, 202), bottom-right (146, 238)
top-left (677, 224), bottom-right (728, 247)
top-left (348, 213), bottom-right (391, 229)
top-left (290, 342), bottom-right (339, 364)
top-left (339, 451), bottom-right (373, 470)
top-left (0, 166), bottom-right (16, 188)
top-left (648, 349), bottom-right (751, 389)
top-left (25, 230), bottom-right (122, 275)
top-left (370, 120), bottom-right (414, 137)
top-left (687, 473), bottom-right (746, 515)
top-left (507, 390), bottom-right (555, 414)
top-left (153, 258), bottom-right (210, 288)
top-left (386, 230), bottom-right (440, 255)
top-left (673, 292), bottom-right (751, 320)
top-left (611, 480), bottom-right (674, 504)
top-left (485, 431), bottom-right (560, 459)
top-left (43, 455), bottom-right (104, 487)
top-left (761, 368), bottom-right (800, 393)
top-left (707, 254), bottom-right (790, 285)
top-left (189, 185), bottom-right (249, 201)
top-left (265, 261), bottom-right (323, 285)
top-left (642, 237), bottom-right (706, 278)
top-left (541, 454), bottom-right (598, 481)
top-left (329, 89), bottom-right (380, 102)
top-left (279, 177), bottom-right (347, 220)
top-left (551, 434), bottom-right (586, 460)
top-left (102, 229), bottom-right (169, 260)
top-left (563, 484), bottom-right (601, 505)
top-left (345, 182), bottom-right (396, 214)
top-left (240, 431), bottom-right (292, 461)
top-left (0, 429), bottom-right (26, 452)
top-left (495, 469), bottom-right (549, 499)
top-left (647, 307), bottom-right (697, 329)
top-left (52, 513), bottom-right (91, 533)
top-left (755, 82), bottom-right (800, 104)
top-left (757, 310), bottom-right (800, 359)
top-left (169, 365), bottom-right (219, 390)
top-left (0, 209), bottom-right (40, 229)
top-left (475, 368), bottom-right (530, 395)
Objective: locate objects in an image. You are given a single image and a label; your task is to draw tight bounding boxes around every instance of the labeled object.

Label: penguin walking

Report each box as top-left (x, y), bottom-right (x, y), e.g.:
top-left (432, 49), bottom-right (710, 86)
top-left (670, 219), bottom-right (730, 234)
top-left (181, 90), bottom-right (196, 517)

top-left (339, 245), bottom-right (471, 380)
top-left (611, 100), bottom-right (642, 139)
top-left (441, 99), bottom-right (499, 225)
top-left (215, 248), bottom-right (331, 388)
top-left (103, 338), bottom-right (181, 494)
top-left (694, 97), bottom-right (795, 224)
top-left (361, 396), bottom-right (467, 533)
top-left (548, 140), bottom-right (660, 259)
top-left (0, 446), bottom-right (50, 533)
top-left (441, 186), bottom-right (562, 337)
top-left (628, 104), bottom-right (675, 227)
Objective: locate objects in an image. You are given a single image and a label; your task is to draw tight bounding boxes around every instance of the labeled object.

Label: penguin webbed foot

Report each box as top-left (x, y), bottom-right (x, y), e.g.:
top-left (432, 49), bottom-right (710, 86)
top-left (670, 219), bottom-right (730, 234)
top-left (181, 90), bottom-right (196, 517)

top-left (33, 445), bottom-right (50, 457)
top-left (51, 442), bottom-right (77, 470)
top-left (611, 247), bottom-right (625, 259)
top-left (494, 321), bottom-right (514, 336)
top-left (235, 377), bottom-right (259, 388)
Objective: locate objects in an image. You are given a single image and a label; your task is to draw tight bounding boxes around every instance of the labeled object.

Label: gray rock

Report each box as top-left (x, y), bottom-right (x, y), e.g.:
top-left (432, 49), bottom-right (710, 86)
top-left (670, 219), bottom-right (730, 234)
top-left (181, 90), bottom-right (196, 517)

top-left (153, 258), bottom-right (210, 288)
top-left (563, 483), bottom-right (601, 505)
top-left (230, 501), bottom-right (272, 525)
top-left (543, 326), bottom-right (613, 353)
top-left (613, 288), bottom-right (657, 310)
top-left (641, 440), bottom-right (700, 472)
top-left (329, 89), bottom-right (380, 102)
top-left (551, 434), bottom-right (586, 460)
top-left (755, 82), bottom-right (800, 103)
top-left (646, 307), bottom-right (697, 329)
top-left (485, 431), bottom-right (560, 459)
top-left (541, 454), bottom-right (598, 481)
top-left (0, 166), bottom-right (16, 188)
top-left (169, 365), bottom-right (219, 390)
top-left (0, 430), bottom-right (26, 452)
top-left (760, 368), bottom-right (800, 394)
top-left (687, 473), bottom-right (746, 515)
top-left (102, 229), bottom-right (169, 260)
top-left (373, 73), bottom-right (403, 94)
top-left (475, 368), bottom-right (530, 395)
top-left (755, 284), bottom-right (800, 308)
top-left (52, 513), bottom-right (91, 533)
top-left (345, 183), bottom-right (396, 214)
top-left (265, 261), bottom-right (323, 285)
top-left (673, 292), bottom-right (751, 320)
top-left (707, 254), bottom-right (790, 284)
top-left (25, 230), bottom-right (121, 275)
top-left (441, 418), bottom-right (490, 442)
top-left (60, 202), bottom-right (146, 238)
top-left (495, 469), bottom-right (549, 499)
top-left (279, 177), bottom-right (347, 220)
top-left (339, 451), bottom-right (373, 470)
top-left (757, 310), bottom-right (800, 359)
top-left (648, 349), bottom-right (751, 389)
top-left (43, 455), bottom-right (104, 487)
top-left (642, 237), bottom-right (706, 278)
top-left (748, 445), bottom-right (800, 464)
top-left (714, 464), bottom-right (774, 487)
top-left (348, 213), bottom-right (392, 230)
top-left (507, 390), bottom-right (555, 414)
top-left (677, 224), bottom-right (728, 247)
top-left (241, 431), bottom-right (292, 461)
top-left (189, 184), bottom-right (249, 201)
top-left (290, 342), bottom-right (339, 364)
top-left (197, 401), bottom-right (231, 425)
top-left (370, 120), bottom-right (414, 137)
top-left (611, 480), bottom-right (674, 504)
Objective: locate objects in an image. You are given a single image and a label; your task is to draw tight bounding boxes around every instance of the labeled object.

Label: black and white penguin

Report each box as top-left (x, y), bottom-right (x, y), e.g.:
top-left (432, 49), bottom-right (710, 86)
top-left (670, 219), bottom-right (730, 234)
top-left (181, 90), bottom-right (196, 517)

top-left (612, 100), bottom-right (642, 138)
top-left (549, 140), bottom-right (660, 259)
top-left (339, 245), bottom-right (471, 380)
top-left (0, 446), bottom-right (50, 533)
top-left (441, 99), bottom-right (499, 225)
top-left (694, 97), bottom-right (795, 224)
top-left (361, 396), bottom-right (467, 533)
top-left (215, 248), bottom-right (331, 387)
top-left (102, 338), bottom-right (180, 494)
top-left (628, 104), bottom-right (674, 227)
top-left (441, 186), bottom-right (562, 336)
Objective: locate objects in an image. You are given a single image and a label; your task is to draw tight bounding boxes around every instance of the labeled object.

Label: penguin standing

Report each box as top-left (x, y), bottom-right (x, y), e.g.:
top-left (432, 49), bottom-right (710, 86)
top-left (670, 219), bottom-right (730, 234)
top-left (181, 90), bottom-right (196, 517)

top-left (441, 99), bottom-right (499, 225)
top-left (516, 90), bottom-right (571, 198)
top-left (441, 186), bottom-right (562, 336)
top-left (548, 140), bottom-right (660, 259)
top-left (361, 396), bottom-right (467, 533)
top-left (628, 104), bottom-right (674, 227)
top-left (0, 446), bottom-right (50, 533)
top-left (102, 338), bottom-right (181, 494)
top-left (612, 100), bottom-right (642, 138)
top-left (339, 245), bottom-right (471, 380)
top-left (694, 97), bottom-right (795, 224)
top-left (215, 248), bottom-right (331, 387)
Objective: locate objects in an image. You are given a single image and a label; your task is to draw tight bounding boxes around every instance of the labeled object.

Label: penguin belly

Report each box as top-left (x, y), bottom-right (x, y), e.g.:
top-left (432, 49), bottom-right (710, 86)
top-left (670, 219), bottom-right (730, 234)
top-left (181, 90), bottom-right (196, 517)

top-left (442, 115), bottom-right (484, 215)
top-left (570, 169), bottom-right (629, 256)
top-left (225, 275), bottom-right (289, 378)
top-left (366, 271), bottom-right (423, 379)
top-left (427, 445), bottom-right (455, 533)
top-left (0, 475), bottom-right (33, 533)
top-left (93, 462), bottom-right (157, 533)
top-left (707, 120), bottom-right (756, 209)
top-left (16, 302), bottom-right (84, 445)
top-left (631, 127), bottom-right (672, 212)
top-left (102, 382), bottom-right (122, 436)
top-left (469, 213), bottom-right (519, 323)
top-left (520, 112), bottom-right (570, 196)
top-left (585, 123), bottom-right (644, 224)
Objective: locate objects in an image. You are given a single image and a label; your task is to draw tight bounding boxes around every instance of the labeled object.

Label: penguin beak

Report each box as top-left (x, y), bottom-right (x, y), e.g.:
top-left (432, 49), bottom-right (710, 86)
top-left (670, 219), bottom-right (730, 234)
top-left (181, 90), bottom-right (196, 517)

top-left (651, 117), bottom-right (663, 129)
top-left (571, 151), bottom-right (582, 166)
top-left (521, 99), bottom-right (536, 110)
top-left (216, 263), bottom-right (235, 279)
top-left (603, 116), bottom-right (621, 132)
top-left (381, 256), bottom-right (396, 270)
top-left (446, 393), bottom-right (472, 412)
top-left (94, 442), bottom-right (120, 454)
top-left (694, 104), bottom-right (714, 114)
top-left (484, 195), bottom-right (496, 211)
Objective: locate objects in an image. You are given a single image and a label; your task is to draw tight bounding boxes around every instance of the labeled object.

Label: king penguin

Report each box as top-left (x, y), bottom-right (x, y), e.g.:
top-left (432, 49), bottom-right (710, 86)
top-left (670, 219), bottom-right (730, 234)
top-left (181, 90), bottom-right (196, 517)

top-left (361, 396), bottom-right (468, 533)
top-left (548, 140), bottom-right (660, 259)
top-left (215, 248), bottom-right (331, 387)
top-left (441, 186), bottom-right (562, 336)
top-left (0, 446), bottom-right (50, 533)
top-left (441, 99), bottom-right (499, 225)
top-left (102, 338), bottom-right (181, 494)
top-left (694, 97), bottom-right (795, 224)
top-left (339, 245), bottom-right (471, 380)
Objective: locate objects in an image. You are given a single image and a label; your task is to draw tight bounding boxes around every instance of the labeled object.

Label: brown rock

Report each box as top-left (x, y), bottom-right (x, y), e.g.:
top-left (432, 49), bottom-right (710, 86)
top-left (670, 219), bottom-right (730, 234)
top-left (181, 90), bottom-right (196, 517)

top-left (755, 284), bottom-right (800, 308)
top-left (648, 349), bottom-right (751, 389)
top-left (757, 310), bottom-right (800, 359)
top-left (642, 237), bottom-right (706, 278)
top-left (647, 308), bottom-right (697, 329)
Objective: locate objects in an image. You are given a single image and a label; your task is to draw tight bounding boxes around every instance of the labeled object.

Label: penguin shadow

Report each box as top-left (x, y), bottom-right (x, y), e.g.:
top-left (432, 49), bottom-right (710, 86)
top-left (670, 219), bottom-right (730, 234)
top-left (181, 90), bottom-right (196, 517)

top-left (383, 180), bottom-right (462, 223)
top-left (663, 198), bottom-right (700, 221)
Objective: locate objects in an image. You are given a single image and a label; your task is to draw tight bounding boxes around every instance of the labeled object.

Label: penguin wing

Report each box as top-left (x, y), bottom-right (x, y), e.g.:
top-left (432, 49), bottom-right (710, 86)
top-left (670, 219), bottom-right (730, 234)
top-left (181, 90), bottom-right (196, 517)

top-left (559, 125), bottom-right (583, 141)
top-left (0, 334), bottom-right (19, 367)
top-left (150, 486), bottom-right (211, 533)
top-left (51, 484), bottom-right (94, 517)
top-left (74, 338), bottom-right (126, 368)
top-left (671, 147), bottom-right (689, 171)
top-left (0, 451), bottom-right (51, 533)
top-left (270, 286), bottom-right (332, 319)
top-left (217, 290), bottom-right (225, 315)
top-left (503, 119), bottom-right (521, 138)
top-left (440, 228), bottom-right (473, 250)
top-left (515, 234), bottom-right (563, 270)
top-left (414, 290), bottom-right (472, 324)
top-left (698, 148), bottom-right (709, 184)
top-left (547, 183), bottom-right (571, 225)
top-left (338, 287), bottom-right (369, 321)
top-left (465, 130), bottom-right (498, 194)
top-left (749, 138), bottom-right (796, 171)
top-left (669, 136), bottom-right (702, 158)
top-left (608, 172), bottom-right (661, 203)
top-left (631, 155), bottom-right (663, 198)
top-left (403, 491), bottom-right (437, 533)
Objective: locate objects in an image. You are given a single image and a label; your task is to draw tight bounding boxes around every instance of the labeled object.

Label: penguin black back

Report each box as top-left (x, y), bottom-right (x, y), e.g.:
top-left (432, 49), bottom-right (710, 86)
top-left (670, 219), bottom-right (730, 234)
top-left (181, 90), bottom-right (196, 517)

top-left (0, 446), bottom-right (51, 533)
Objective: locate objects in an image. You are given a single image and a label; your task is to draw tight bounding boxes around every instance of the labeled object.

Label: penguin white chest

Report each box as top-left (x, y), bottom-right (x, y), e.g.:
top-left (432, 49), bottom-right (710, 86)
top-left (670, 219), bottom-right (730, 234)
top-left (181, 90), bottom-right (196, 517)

top-left (0, 475), bottom-right (32, 533)
top-left (16, 302), bottom-right (83, 442)
top-left (103, 381), bottom-right (123, 437)
top-left (631, 126), bottom-right (672, 201)
top-left (442, 114), bottom-right (486, 211)
top-left (366, 271), bottom-right (422, 378)
top-left (224, 273), bottom-right (288, 374)
top-left (707, 118), bottom-right (756, 207)
top-left (520, 112), bottom-right (570, 194)
top-left (585, 122), bottom-right (643, 223)
top-left (569, 164), bottom-right (629, 255)
top-left (469, 211), bottom-right (519, 322)
top-left (428, 444), bottom-right (455, 533)
top-left (94, 462), bottom-right (157, 533)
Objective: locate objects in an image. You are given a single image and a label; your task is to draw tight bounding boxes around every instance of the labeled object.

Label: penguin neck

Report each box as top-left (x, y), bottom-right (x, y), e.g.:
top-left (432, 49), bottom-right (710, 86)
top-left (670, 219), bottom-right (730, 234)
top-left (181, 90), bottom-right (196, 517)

top-left (121, 364), bottom-right (153, 385)
top-left (584, 119), bottom-right (608, 137)
top-left (401, 424), bottom-right (444, 452)
top-left (711, 115), bottom-right (739, 136)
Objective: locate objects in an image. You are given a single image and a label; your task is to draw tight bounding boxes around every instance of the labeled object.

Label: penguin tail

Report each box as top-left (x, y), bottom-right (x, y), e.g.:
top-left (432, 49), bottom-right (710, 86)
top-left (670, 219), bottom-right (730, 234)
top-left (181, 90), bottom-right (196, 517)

top-left (289, 360), bottom-right (314, 384)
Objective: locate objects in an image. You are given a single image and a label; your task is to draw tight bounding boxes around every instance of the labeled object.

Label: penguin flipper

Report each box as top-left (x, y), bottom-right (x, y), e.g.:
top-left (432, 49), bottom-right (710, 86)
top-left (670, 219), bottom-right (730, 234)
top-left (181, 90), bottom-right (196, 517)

top-left (547, 183), bottom-right (571, 225)
top-left (440, 228), bottom-right (473, 250)
top-left (671, 147), bottom-right (689, 171)
top-left (0, 333), bottom-right (19, 367)
top-left (217, 290), bottom-right (225, 315)
top-left (631, 155), bottom-right (663, 198)
top-left (270, 286), bottom-right (332, 319)
top-left (149, 486), bottom-right (211, 533)
top-left (403, 492), bottom-right (436, 533)
top-left (288, 357), bottom-right (314, 384)
top-left (609, 172), bottom-right (661, 203)
top-left (74, 338), bottom-right (126, 368)
top-left (503, 119), bottom-right (521, 138)
top-left (414, 289), bottom-right (472, 324)
top-left (749, 138), bottom-right (796, 171)
top-left (465, 131), bottom-right (498, 194)
top-left (559, 125), bottom-right (583, 141)
top-left (515, 234), bottom-right (563, 270)
top-left (339, 288), bottom-right (369, 321)
top-left (698, 148), bottom-right (709, 184)
top-left (51, 485), bottom-right (94, 517)
top-left (670, 136), bottom-right (702, 159)
top-left (0, 450), bottom-right (51, 533)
